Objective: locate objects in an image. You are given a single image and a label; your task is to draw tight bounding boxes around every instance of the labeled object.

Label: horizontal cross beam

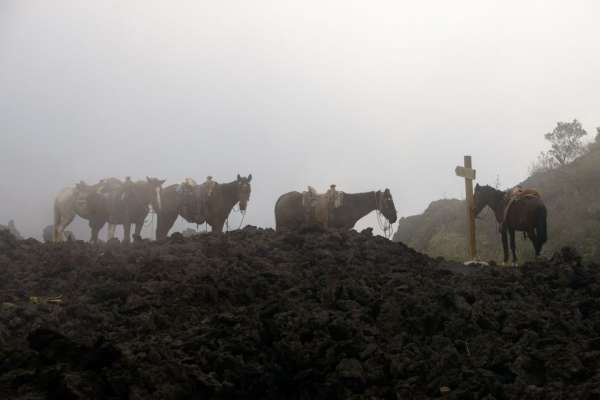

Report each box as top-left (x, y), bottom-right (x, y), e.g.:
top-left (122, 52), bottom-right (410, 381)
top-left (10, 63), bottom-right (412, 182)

top-left (455, 166), bottom-right (476, 180)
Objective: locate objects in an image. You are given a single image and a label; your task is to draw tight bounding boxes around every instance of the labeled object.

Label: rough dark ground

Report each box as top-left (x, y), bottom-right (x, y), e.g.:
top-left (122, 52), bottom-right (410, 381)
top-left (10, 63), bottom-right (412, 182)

top-left (1, 227), bottom-right (600, 400)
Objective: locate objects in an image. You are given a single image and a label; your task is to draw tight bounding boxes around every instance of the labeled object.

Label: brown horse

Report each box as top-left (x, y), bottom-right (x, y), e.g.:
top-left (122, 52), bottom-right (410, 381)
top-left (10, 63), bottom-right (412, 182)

top-left (473, 184), bottom-right (548, 265)
top-left (87, 177), bottom-right (165, 243)
top-left (275, 188), bottom-right (397, 232)
top-left (156, 174), bottom-right (252, 239)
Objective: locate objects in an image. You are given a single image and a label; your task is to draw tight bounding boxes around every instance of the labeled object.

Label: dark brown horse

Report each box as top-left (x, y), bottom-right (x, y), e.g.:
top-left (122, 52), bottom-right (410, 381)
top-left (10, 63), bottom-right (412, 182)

top-left (87, 177), bottom-right (165, 243)
top-left (156, 174), bottom-right (252, 239)
top-left (275, 188), bottom-right (397, 232)
top-left (473, 184), bottom-right (547, 265)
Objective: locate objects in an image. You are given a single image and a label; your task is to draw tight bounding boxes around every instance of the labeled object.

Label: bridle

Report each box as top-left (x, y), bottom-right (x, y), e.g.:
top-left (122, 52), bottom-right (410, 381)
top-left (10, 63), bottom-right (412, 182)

top-left (374, 191), bottom-right (395, 239)
top-left (225, 183), bottom-right (249, 232)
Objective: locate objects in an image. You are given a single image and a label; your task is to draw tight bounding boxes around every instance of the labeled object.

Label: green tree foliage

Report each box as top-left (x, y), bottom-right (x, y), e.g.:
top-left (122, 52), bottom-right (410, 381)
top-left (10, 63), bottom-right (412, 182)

top-left (544, 119), bottom-right (588, 165)
top-left (530, 119), bottom-right (588, 175)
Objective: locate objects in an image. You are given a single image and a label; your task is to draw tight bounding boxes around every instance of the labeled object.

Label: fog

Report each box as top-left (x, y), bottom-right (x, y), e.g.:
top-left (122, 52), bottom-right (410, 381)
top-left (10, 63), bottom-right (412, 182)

top-left (1, 1), bottom-right (599, 240)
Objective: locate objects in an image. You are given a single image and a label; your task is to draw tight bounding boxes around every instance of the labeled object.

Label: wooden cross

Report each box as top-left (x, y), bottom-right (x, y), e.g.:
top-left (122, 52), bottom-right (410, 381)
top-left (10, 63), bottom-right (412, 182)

top-left (455, 155), bottom-right (477, 261)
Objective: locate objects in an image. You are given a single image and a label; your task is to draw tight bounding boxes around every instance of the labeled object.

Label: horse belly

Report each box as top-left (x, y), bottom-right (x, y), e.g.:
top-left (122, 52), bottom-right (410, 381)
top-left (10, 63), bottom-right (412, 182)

top-left (508, 203), bottom-right (537, 232)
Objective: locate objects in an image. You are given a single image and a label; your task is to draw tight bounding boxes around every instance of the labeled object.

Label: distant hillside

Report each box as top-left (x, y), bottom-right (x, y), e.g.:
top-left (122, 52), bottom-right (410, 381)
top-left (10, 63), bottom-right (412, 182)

top-left (394, 143), bottom-right (600, 262)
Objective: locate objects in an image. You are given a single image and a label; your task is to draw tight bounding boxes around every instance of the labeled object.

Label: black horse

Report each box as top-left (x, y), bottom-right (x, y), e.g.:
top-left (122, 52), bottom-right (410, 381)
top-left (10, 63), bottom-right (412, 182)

top-left (473, 184), bottom-right (547, 265)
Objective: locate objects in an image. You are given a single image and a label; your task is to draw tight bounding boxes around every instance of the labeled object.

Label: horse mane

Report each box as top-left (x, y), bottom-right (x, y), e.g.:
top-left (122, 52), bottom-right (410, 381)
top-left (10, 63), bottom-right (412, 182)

top-left (219, 180), bottom-right (239, 194)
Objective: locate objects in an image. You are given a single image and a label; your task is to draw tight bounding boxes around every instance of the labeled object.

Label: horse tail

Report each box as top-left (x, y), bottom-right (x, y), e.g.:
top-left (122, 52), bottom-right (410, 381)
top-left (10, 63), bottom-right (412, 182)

top-left (53, 199), bottom-right (61, 242)
top-left (536, 205), bottom-right (547, 245)
top-left (274, 195), bottom-right (283, 230)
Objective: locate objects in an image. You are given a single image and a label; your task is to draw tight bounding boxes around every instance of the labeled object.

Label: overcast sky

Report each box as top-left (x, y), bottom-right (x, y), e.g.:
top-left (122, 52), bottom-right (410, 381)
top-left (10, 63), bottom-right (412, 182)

top-left (1, 1), bottom-right (599, 240)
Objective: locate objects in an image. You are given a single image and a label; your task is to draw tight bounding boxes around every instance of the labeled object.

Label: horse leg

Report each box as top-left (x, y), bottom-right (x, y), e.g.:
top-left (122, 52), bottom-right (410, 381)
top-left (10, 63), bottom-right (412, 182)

top-left (157, 212), bottom-right (177, 240)
top-left (133, 221), bottom-right (143, 241)
top-left (90, 226), bottom-right (99, 243)
top-left (211, 219), bottom-right (225, 234)
top-left (528, 229), bottom-right (540, 257)
top-left (107, 224), bottom-right (117, 240)
top-left (501, 229), bottom-right (509, 265)
top-left (123, 223), bottom-right (132, 244)
top-left (89, 219), bottom-right (104, 243)
top-left (54, 213), bottom-right (75, 242)
top-left (509, 228), bottom-right (518, 266)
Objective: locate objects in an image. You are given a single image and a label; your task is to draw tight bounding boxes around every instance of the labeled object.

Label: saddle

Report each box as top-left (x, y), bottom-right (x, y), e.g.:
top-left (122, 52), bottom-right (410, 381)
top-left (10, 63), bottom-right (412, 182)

top-left (74, 178), bottom-right (125, 218)
top-left (73, 181), bottom-right (102, 217)
top-left (106, 177), bottom-right (135, 224)
top-left (178, 176), bottom-right (217, 224)
top-left (302, 185), bottom-right (344, 228)
top-left (501, 186), bottom-right (541, 230)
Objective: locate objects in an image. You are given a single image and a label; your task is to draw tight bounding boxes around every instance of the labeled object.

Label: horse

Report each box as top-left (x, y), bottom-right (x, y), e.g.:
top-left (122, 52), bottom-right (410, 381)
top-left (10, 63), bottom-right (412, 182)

top-left (473, 184), bottom-right (548, 265)
top-left (87, 177), bottom-right (165, 243)
top-left (156, 174), bottom-right (252, 239)
top-left (52, 180), bottom-right (109, 242)
top-left (274, 188), bottom-right (397, 233)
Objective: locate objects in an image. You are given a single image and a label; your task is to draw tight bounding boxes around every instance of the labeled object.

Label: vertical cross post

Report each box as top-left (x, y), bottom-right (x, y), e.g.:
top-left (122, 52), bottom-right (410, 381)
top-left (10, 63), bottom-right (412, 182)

top-left (464, 156), bottom-right (477, 260)
top-left (455, 155), bottom-right (477, 261)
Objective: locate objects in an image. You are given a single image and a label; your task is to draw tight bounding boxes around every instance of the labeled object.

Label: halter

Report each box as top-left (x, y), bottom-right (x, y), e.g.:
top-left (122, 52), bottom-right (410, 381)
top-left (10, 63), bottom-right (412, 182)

top-left (374, 191), bottom-right (394, 239)
top-left (229, 181), bottom-right (250, 231)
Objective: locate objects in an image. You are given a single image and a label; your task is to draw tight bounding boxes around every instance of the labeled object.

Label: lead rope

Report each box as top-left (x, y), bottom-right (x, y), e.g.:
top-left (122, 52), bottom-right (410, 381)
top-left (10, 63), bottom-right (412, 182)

top-left (143, 207), bottom-right (155, 227)
top-left (238, 210), bottom-right (246, 230)
top-left (230, 205), bottom-right (247, 230)
top-left (374, 192), bottom-right (394, 239)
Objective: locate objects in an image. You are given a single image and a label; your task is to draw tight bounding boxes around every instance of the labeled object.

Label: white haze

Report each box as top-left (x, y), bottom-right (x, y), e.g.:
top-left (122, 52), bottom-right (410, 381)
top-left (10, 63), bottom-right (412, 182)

top-left (1, 0), bottom-right (599, 239)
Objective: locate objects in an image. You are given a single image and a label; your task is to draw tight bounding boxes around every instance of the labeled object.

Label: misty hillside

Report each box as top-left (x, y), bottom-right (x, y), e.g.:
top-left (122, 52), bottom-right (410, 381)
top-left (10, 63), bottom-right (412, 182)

top-left (394, 142), bottom-right (600, 262)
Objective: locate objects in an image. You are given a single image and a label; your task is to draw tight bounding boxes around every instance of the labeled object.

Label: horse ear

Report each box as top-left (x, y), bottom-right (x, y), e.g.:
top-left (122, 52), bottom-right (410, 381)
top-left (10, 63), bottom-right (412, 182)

top-left (248, 174), bottom-right (252, 182)
top-left (159, 179), bottom-right (166, 185)
top-left (146, 176), bottom-right (151, 182)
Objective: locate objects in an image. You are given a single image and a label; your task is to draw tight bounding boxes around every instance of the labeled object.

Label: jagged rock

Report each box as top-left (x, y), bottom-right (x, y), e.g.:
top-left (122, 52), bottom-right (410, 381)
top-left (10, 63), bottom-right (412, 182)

top-left (0, 229), bottom-right (599, 399)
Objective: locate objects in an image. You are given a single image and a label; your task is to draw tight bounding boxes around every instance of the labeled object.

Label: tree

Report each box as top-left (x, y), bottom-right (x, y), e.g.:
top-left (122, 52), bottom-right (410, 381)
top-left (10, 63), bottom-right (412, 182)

top-left (544, 119), bottom-right (588, 165)
top-left (529, 151), bottom-right (559, 176)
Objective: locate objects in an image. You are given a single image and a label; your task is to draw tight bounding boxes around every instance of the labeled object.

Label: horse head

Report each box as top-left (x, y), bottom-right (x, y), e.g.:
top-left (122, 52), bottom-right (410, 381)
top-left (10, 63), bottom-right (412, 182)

top-left (377, 188), bottom-right (397, 224)
top-left (146, 176), bottom-right (166, 212)
top-left (236, 174), bottom-right (252, 211)
top-left (473, 184), bottom-right (500, 216)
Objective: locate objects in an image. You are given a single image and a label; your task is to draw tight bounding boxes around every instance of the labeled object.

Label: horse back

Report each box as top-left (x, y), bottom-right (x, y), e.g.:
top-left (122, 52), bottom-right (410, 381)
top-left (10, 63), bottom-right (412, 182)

top-left (506, 196), bottom-right (546, 231)
top-left (274, 191), bottom-right (303, 230)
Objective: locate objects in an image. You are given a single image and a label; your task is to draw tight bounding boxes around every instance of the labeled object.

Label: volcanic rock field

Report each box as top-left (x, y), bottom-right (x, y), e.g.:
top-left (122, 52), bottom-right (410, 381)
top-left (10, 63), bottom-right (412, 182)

top-left (1, 228), bottom-right (599, 399)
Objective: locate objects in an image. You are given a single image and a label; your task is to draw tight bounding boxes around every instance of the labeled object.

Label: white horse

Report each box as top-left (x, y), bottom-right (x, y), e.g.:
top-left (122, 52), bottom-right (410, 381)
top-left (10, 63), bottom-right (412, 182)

top-left (52, 178), bottom-right (121, 242)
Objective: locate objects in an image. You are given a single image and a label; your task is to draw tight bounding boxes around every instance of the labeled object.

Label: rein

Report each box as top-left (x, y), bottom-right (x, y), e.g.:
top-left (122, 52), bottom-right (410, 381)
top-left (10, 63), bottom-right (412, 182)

top-left (227, 205), bottom-right (247, 231)
top-left (143, 208), bottom-right (155, 227)
top-left (374, 192), bottom-right (394, 239)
